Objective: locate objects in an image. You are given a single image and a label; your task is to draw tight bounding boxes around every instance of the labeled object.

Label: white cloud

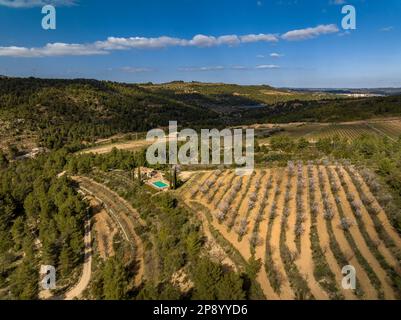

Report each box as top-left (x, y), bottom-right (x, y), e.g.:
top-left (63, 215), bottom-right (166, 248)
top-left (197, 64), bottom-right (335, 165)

top-left (0, 25), bottom-right (339, 57)
top-left (120, 67), bottom-right (154, 73)
top-left (186, 35), bottom-right (241, 47)
top-left (329, 0), bottom-right (346, 5)
top-left (178, 66), bottom-right (225, 72)
top-left (240, 33), bottom-right (279, 43)
top-left (257, 53), bottom-right (284, 58)
top-left (0, 0), bottom-right (76, 8)
top-left (0, 43), bottom-right (106, 57)
top-left (179, 65), bottom-right (278, 72)
top-left (281, 24), bottom-right (339, 40)
top-left (338, 30), bottom-right (351, 37)
top-left (96, 36), bottom-right (187, 50)
top-left (97, 34), bottom-right (260, 50)
top-left (380, 26), bottom-right (394, 32)
top-left (0, 33), bottom-right (278, 57)
top-left (255, 64), bottom-right (280, 69)
top-left (187, 35), bottom-right (218, 47)
top-left (216, 35), bottom-right (241, 46)
top-left (231, 65), bottom-right (248, 70)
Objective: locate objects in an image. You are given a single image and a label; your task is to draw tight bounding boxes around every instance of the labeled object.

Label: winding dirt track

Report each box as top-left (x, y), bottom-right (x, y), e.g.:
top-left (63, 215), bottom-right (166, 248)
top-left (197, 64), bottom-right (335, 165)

top-left (72, 176), bottom-right (145, 288)
top-left (64, 213), bottom-right (92, 300)
top-left (40, 200), bottom-right (93, 300)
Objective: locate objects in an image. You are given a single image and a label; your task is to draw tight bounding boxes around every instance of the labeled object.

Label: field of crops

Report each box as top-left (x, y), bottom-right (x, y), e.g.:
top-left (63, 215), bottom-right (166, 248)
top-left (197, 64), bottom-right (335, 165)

top-left (368, 119), bottom-right (401, 141)
top-left (180, 164), bottom-right (401, 300)
top-left (263, 118), bottom-right (401, 142)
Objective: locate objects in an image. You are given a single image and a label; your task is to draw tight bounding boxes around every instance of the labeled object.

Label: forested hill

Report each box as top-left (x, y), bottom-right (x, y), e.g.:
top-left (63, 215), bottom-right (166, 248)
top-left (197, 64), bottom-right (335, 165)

top-left (1, 77), bottom-right (401, 151)
top-left (0, 77), bottom-right (329, 150)
top-left (0, 77), bottom-right (220, 149)
top-left (259, 95), bottom-right (401, 123)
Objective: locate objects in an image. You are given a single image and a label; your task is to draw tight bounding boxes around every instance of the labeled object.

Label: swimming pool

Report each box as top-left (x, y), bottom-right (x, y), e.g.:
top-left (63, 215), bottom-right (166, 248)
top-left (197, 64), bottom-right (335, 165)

top-left (153, 181), bottom-right (169, 189)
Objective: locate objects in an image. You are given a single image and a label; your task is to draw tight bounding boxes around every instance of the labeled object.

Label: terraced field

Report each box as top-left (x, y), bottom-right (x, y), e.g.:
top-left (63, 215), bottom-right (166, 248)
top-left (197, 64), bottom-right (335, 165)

top-left (72, 176), bottom-right (145, 288)
top-left (179, 164), bottom-right (401, 300)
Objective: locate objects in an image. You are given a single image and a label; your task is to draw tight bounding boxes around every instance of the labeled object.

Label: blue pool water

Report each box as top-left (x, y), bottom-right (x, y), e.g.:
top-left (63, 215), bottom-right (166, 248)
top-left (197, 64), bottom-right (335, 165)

top-left (153, 181), bottom-right (168, 188)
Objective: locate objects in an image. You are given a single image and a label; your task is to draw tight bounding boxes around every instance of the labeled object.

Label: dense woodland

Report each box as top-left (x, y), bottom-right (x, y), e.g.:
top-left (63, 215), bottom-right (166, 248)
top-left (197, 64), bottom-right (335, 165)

top-left (260, 96), bottom-right (401, 123)
top-left (0, 150), bottom-right (86, 299)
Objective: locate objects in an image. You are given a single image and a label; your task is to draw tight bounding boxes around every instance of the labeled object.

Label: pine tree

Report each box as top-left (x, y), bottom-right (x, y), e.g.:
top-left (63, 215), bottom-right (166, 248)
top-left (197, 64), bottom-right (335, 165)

top-left (22, 233), bottom-right (35, 262)
top-left (24, 193), bottom-right (41, 226)
top-left (216, 272), bottom-right (245, 300)
top-left (191, 258), bottom-right (222, 300)
top-left (0, 151), bottom-right (8, 169)
top-left (59, 245), bottom-right (73, 277)
top-left (185, 232), bottom-right (202, 258)
top-left (169, 166), bottom-right (173, 189)
top-left (40, 220), bottom-right (58, 265)
top-left (173, 166), bottom-right (177, 189)
top-left (102, 258), bottom-right (127, 300)
top-left (10, 259), bottom-right (38, 300)
top-left (11, 217), bottom-right (25, 251)
top-left (170, 165), bottom-right (177, 190)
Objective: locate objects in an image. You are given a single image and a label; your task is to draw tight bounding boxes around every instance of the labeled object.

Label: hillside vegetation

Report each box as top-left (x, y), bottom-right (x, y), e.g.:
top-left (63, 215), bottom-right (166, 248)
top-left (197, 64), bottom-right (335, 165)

top-left (1, 77), bottom-right (401, 300)
top-left (1, 77), bottom-right (401, 152)
top-left (260, 96), bottom-right (401, 123)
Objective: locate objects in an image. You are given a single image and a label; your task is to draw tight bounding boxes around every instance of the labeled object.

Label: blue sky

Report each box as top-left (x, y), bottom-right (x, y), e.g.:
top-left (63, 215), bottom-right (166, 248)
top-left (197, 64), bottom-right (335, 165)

top-left (0, 0), bottom-right (400, 87)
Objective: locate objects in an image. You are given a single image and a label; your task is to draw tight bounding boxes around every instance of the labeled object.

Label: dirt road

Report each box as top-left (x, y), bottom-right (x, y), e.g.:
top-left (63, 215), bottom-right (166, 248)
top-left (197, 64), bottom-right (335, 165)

top-left (64, 216), bottom-right (92, 300)
top-left (73, 176), bottom-right (145, 287)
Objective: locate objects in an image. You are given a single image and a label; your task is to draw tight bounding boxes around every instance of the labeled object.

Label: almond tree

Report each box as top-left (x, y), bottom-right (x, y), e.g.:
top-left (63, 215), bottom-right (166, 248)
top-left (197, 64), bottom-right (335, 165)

top-left (295, 161), bottom-right (305, 252)
top-left (339, 217), bottom-right (353, 231)
top-left (249, 231), bottom-right (262, 248)
top-left (323, 208), bottom-right (334, 221)
top-left (237, 218), bottom-right (248, 236)
top-left (248, 200), bottom-right (256, 211)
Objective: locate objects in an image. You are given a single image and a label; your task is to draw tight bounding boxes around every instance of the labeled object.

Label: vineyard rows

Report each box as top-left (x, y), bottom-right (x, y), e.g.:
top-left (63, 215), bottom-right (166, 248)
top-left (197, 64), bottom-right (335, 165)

top-left (273, 119), bottom-right (401, 142)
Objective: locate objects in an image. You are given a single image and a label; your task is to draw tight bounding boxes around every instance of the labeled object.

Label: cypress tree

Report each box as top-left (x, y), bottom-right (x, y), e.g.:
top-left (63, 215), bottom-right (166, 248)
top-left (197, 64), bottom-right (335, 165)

top-left (173, 166), bottom-right (177, 189)
top-left (137, 166), bottom-right (142, 185)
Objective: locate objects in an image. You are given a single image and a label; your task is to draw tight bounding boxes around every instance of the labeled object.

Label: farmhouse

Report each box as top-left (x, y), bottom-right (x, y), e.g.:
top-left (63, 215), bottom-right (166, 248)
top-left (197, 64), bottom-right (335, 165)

top-left (134, 166), bottom-right (170, 190)
top-left (134, 167), bottom-right (158, 179)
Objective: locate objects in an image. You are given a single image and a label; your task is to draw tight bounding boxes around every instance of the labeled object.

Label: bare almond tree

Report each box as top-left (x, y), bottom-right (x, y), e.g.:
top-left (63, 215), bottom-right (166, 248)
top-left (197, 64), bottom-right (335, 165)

top-left (323, 208), bottom-right (334, 220)
top-left (237, 218), bottom-right (248, 236)
top-left (339, 217), bottom-right (353, 231)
